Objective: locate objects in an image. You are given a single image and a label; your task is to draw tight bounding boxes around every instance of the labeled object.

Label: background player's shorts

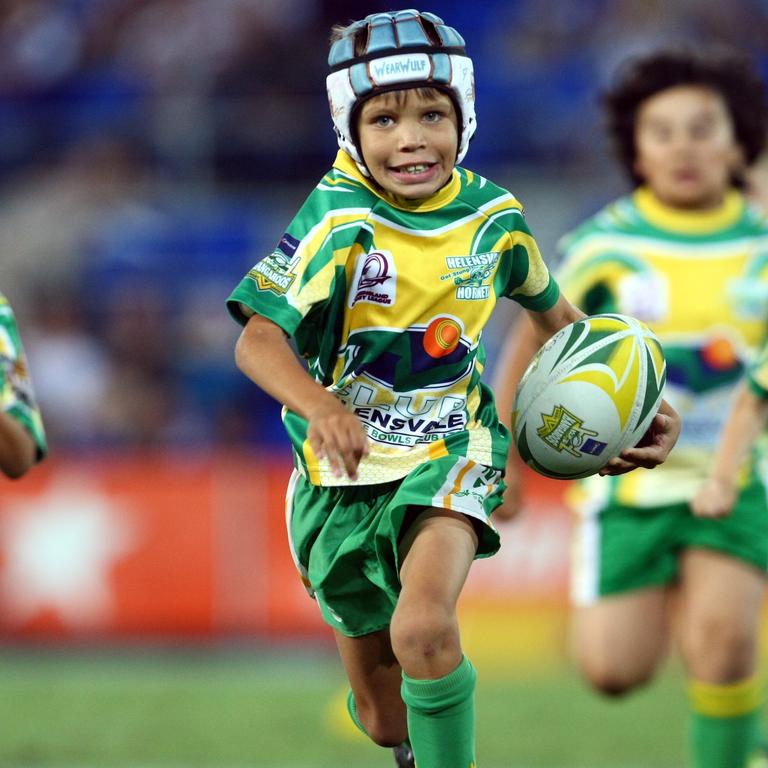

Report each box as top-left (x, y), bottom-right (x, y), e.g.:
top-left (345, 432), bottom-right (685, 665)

top-left (285, 455), bottom-right (503, 637)
top-left (571, 474), bottom-right (768, 605)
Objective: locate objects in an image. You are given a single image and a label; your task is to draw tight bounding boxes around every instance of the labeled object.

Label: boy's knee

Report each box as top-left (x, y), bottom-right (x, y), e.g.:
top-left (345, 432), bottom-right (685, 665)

top-left (390, 604), bottom-right (457, 664)
top-left (683, 621), bottom-right (756, 681)
top-left (580, 658), bottom-right (654, 698)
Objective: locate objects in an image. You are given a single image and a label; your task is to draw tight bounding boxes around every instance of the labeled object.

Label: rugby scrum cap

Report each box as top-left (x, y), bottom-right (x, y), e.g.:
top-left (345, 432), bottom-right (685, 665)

top-left (326, 9), bottom-right (477, 174)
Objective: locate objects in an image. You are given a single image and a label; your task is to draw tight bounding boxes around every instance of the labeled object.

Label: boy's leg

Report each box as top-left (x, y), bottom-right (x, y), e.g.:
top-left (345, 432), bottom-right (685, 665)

top-left (678, 549), bottom-right (765, 768)
top-left (573, 587), bottom-right (670, 695)
top-left (334, 627), bottom-right (407, 748)
top-left (390, 508), bottom-right (479, 768)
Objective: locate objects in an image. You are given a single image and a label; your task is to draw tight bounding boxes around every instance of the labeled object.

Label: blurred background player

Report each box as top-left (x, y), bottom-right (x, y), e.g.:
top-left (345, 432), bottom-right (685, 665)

top-left (493, 46), bottom-right (768, 768)
top-left (747, 150), bottom-right (768, 211)
top-left (226, 9), bottom-right (678, 768)
top-left (0, 292), bottom-right (46, 478)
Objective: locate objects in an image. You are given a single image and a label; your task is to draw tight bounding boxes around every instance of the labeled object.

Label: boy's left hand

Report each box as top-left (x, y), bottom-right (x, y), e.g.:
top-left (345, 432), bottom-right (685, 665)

top-left (690, 477), bottom-right (737, 518)
top-left (598, 401), bottom-right (681, 476)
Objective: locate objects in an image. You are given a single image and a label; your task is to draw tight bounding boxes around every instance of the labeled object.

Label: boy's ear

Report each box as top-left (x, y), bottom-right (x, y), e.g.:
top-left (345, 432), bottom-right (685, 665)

top-left (729, 144), bottom-right (746, 175)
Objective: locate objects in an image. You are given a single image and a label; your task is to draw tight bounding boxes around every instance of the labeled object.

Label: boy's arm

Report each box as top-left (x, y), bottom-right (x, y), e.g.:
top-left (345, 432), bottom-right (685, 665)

top-left (492, 295), bottom-right (584, 520)
top-left (690, 381), bottom-right (768, 518)
top-left (494, 294), bottom-right (586, 418)
top-left (235, 313), bottom-right (369, 480)
top-left (492, 313), bottom-right (538, 521)
top-left (0, 410), bottom-right (37, 479)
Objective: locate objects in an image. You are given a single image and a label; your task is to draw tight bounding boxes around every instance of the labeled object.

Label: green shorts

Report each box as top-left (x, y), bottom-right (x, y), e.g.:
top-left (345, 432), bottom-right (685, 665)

top-left (285, 455), bottom-right (503, 637)
top-left (571, 475), bottom-right (768, 604)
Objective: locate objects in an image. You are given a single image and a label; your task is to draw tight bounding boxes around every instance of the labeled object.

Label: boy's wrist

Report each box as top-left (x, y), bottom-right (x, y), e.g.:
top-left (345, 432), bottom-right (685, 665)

top-left (707, 473), bottom-right (738, 490)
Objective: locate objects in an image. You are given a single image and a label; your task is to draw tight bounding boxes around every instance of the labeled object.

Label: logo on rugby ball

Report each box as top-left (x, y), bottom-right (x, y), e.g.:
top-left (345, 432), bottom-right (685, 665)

top-left (537, 405), bottom-right (608, 457)
top-left (514, 313), bottom-right (666, 479)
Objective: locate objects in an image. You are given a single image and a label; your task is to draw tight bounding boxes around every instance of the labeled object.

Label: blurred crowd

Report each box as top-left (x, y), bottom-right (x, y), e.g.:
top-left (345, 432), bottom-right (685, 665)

top-left (0, 0), bottom-right (766, 452)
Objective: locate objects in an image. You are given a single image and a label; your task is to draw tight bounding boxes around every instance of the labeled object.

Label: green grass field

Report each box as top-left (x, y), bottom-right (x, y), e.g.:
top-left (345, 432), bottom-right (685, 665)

top-left (0, 645), bottom-right (718, 767)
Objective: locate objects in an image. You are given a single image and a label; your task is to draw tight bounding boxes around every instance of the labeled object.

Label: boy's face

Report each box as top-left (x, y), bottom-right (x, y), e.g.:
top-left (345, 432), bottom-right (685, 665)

top-left (634, 85), bottom-right (744, 210)
top-left (357, 88), bottom-right (459, 200)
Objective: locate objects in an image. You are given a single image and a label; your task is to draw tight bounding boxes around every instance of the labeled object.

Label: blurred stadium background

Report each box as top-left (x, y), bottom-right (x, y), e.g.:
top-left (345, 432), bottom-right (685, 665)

top-left (0, 0), bottom-right (767, 766)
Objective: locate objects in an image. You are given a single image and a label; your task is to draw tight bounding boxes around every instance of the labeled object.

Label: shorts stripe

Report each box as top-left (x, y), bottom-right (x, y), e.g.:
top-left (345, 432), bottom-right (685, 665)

top-left (430, 457), bottom-right (498, 525)
top-left (431, 458), bottom-right (467, 511)
top-left (284, 470), bottom-right (313, 595)
top-left (432, 458), bottom-right (475, 509)
top-left (571, 501), bottom-right (602, 606)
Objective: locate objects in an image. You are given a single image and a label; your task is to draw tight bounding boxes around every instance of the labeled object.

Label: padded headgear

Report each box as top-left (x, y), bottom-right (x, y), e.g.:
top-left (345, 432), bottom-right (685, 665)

top-left (326, 9), bottom-right (476, 174)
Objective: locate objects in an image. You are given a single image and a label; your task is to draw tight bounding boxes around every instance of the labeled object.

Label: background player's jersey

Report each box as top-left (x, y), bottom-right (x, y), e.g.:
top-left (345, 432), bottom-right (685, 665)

top-left (748, 338), bottom-right (768, 397)
top-left (558, 187), bottom-right (768, 508)
top-left (0, 293), bottom-right (47, 460)
top-left (228, 150), bottom-right (559, 486)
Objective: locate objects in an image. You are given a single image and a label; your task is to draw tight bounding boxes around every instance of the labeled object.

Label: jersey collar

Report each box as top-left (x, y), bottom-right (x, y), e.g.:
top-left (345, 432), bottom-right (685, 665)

top-left (333, 150), bottom-right (461, 212)
top-left (633, 186), bottom-right (744, 235)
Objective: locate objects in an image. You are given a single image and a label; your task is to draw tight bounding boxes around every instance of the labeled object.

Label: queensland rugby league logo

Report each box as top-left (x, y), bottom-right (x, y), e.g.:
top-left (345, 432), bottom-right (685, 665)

top-left (349, 250), bottom-right (397, 307)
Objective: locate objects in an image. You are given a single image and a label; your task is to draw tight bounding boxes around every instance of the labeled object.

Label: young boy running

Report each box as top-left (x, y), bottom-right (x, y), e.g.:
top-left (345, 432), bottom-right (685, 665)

top-left (0, 292), bottom-right (47, 477)
top-left (494, 47), bottom-right (768, 768)
top-left (227, 11), bottom-right (679, 767)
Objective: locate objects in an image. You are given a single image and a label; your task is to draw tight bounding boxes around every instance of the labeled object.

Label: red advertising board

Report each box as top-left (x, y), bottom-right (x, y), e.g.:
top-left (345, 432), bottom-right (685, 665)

top-left (0, 454), bottom-right (572, 641)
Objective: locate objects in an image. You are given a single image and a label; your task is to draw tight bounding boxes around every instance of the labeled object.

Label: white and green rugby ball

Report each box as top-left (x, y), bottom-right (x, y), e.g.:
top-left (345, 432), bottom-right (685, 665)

top-left (512, 313), bottom-right (666, 480)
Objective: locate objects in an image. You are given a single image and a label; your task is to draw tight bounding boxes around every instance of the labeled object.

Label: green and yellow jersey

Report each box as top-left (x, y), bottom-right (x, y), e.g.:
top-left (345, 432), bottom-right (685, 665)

top-left (228, 150), bottom-right (559, 485)
top-left (0, 293), bottom-right (46, 460)
top-left (559, 186), bottom-right (768, 508)
top-left (748, 341), bottom-right (768, 397)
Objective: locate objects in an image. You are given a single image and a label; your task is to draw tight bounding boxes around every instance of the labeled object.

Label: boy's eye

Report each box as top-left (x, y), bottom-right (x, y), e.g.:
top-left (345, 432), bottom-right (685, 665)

top-left (424, 111), bottom-right (444, 122)
top-left (374, 115), bottom-right (394, 127)
top-left (646, 124), bottom-right (672, 142)
top-left (690, 119), bottom-right (716, 140)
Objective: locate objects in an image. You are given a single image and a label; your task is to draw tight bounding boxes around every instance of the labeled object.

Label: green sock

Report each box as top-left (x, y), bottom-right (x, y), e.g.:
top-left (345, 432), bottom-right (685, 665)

top-left (346, 689), bottom-right (367, 735)
top-left (689, 677), bottom-right (762, 768)
top-left (401, 655), bottom-right (477, 768)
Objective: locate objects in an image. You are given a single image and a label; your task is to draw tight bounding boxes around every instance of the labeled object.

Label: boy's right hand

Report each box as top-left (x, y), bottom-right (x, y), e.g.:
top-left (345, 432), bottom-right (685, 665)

top-left (307, 399), bottom-right (370, 481)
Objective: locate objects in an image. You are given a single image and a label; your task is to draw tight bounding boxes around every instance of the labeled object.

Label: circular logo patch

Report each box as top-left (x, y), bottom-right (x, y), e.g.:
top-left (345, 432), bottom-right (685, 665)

top-left (423, 317), bottom-right (461, 358)
top-left (701, 336), bottom-right (738, 371)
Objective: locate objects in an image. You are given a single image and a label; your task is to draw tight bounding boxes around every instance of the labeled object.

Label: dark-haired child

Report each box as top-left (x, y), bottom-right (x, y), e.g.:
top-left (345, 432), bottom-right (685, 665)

top-left (495, 46), bottom-right (768, 768)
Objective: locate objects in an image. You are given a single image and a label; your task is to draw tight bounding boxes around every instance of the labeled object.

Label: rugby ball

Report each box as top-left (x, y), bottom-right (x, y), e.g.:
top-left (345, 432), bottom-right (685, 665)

top-left (512, 313), bottom-right (666, 480)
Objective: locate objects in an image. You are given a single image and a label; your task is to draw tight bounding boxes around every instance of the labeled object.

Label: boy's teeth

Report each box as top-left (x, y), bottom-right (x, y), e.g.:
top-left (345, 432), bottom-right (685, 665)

top-left (402, 164), bottom-right (429, 173)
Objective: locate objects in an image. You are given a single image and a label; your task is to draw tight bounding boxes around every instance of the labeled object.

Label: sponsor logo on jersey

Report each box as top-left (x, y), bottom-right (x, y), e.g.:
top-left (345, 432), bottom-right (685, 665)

top-left (423, 317), bottom-right (462, 358)
top-left (537, 405), bottom-right (605, 457)
top-left (353, 404), bottom-right (467, 446)
top-left (275, 232), bottom-right (300, 258)
top-left (349, 250), bottom-right (397, 307)
top-left (617, 272), bottom-right (668, 322)
top-left (441, 252), bottom-right (499, 300)
top-left (341, 379), bottom-right (468, 447)
top-left (248, 251), bottom-right (298, 295)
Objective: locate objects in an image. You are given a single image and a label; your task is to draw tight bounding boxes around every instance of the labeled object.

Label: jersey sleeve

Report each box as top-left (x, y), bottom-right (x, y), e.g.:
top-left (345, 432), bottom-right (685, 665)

top-left (226, 180), bottom-right (365, 346)
top-left (747, 340), bottom-right (768, 399)
top-left (555, 225), bottom-right (628, 315)
top-left (0, 296), bottom-right (47, 460)
top-left (495, 206), bottom-right (560, 312)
